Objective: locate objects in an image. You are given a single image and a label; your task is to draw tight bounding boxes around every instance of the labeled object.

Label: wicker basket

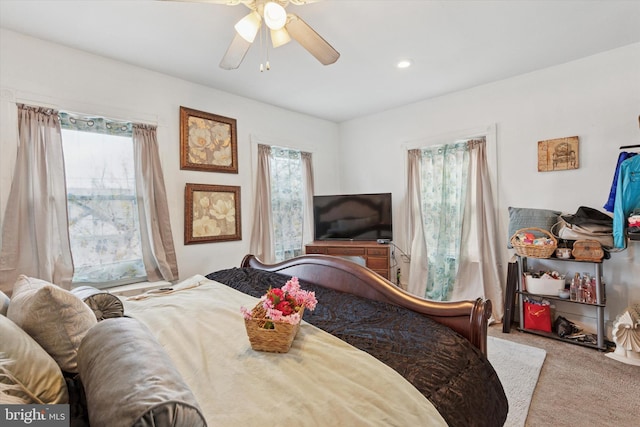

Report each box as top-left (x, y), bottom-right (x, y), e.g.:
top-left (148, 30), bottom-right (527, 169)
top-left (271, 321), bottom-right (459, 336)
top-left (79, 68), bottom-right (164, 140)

top-left (510, 227), bottom-right (557, 259)
top-left (244, 304), bottom-right (304, 353)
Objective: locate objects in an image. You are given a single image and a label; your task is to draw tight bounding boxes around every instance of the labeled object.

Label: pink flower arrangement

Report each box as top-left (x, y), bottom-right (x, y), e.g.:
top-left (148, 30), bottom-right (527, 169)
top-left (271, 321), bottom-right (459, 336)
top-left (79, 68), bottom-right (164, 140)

top-left (241, 277), bottom-right (317, 328)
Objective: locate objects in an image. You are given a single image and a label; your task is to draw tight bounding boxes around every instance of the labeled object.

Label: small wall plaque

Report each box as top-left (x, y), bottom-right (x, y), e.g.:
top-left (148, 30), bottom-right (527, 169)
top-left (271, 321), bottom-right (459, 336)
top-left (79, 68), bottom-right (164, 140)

top-left (537, 136), bottom-right (579, 172)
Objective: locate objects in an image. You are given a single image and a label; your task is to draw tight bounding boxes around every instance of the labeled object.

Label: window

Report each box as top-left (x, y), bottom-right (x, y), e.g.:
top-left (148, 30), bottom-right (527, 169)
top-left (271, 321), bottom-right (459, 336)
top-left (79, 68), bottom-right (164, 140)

top-left (0, 105), bottom-right (176, 291)
top-left (269, 146), bottom-right (305, 262)
top-left (60, 113), bottom-right (146, 287)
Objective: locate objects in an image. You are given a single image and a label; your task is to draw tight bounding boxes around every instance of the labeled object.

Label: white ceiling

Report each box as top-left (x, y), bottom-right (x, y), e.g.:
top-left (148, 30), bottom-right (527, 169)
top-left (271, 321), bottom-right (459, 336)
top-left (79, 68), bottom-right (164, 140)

top-left (1, 0), bottom-right (639, 123)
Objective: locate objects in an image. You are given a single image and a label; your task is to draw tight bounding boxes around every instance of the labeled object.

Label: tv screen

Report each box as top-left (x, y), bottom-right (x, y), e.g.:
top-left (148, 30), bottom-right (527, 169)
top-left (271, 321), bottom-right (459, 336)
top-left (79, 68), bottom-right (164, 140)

top-left (313, 193), bottom-right (392, 241)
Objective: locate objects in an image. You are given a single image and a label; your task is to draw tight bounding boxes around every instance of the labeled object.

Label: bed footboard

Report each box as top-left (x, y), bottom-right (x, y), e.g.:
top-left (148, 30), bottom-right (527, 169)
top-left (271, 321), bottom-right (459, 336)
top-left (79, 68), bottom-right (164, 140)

top-left (241, 254), bottom-right (490, 355)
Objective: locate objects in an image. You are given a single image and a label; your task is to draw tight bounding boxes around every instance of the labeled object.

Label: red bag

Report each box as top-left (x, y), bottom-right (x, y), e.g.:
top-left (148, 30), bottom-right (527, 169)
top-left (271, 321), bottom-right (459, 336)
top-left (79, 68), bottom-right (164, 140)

top-left (523, 301), bottom-right (551, 332)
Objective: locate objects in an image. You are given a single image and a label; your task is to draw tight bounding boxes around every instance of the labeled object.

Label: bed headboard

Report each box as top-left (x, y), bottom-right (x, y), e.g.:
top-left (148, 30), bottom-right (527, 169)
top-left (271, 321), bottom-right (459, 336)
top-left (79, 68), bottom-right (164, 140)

top-left (241, 254), bottom-right (490, 355)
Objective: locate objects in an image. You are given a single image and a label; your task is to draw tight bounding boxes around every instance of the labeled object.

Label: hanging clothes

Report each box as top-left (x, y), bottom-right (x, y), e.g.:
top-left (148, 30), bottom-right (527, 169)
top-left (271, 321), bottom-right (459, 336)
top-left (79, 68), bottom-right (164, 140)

top-left (604, 151), bottom-right (637, 212)
top-left (613, 155), bottom-right (640, 248)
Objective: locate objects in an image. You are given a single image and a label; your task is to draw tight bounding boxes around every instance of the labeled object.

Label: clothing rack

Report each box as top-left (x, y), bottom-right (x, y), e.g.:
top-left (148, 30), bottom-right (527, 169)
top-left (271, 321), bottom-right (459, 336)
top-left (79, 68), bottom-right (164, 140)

top-left (619, 144), bottom-right (640, 149)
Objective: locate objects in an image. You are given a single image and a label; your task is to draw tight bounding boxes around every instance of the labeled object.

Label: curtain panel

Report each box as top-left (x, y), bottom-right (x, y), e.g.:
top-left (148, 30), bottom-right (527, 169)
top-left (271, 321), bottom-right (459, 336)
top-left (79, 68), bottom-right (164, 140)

top-left (420, 142), bottom-right (470, 301)
top-left (0, 104), bottom-right (74, 292)
top-left (250, 144), bottom-right (275, 263)
top-left (133, 124), bottom-right (179, 281)
top-left (406, 149), bottom-right (429, 298)
top-left (301, 151), bottom-right (315, 246)
top-left (467, 140), bottom-right (503, 321)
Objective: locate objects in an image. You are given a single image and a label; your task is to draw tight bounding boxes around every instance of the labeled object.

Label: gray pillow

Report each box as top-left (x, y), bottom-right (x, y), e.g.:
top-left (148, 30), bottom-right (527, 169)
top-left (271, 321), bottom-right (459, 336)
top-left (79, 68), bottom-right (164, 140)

top-left (77, 317), bottom-right (206, 427)
top-left (71, 286), bottom-right (124, 321)
top-left (508, 207), bottom-right (561, 248)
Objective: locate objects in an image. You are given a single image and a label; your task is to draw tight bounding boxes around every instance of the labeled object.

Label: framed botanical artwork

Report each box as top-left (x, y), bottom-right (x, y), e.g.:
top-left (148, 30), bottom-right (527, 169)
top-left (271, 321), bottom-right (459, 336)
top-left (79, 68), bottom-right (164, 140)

top-left (180, 106), bottom-right (238, 173)
top-left (184, 183), bottom-right (241, 244)
top-left (537, 136), bottom-right (579, 172)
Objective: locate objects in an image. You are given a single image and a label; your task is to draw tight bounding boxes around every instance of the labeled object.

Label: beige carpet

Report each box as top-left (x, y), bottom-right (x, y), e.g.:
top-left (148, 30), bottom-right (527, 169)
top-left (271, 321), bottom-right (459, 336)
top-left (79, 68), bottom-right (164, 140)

top-left (487, 336), bottom-right (546, 427)
top-left (489, 324), bottom-right (640, 426)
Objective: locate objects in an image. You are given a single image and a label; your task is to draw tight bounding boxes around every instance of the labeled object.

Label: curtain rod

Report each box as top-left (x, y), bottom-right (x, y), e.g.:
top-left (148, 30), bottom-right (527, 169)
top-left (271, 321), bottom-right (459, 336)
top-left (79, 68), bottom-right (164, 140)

top-left (620, 144), bottom-right (640, 149)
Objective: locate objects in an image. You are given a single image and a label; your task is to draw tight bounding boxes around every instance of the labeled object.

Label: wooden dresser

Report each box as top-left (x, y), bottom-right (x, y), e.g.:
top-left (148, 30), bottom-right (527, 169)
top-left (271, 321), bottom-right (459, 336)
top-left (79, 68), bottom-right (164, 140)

top-left (305, 241), bottom-right (391, 279)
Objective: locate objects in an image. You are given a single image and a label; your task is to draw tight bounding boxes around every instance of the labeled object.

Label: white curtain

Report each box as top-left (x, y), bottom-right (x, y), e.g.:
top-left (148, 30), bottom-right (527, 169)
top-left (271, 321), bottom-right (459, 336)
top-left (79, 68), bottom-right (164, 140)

top-left (454, 140), bottom-right (504, 320)
top-left (301, 151), bottom-right (315, 246)
top-left (250, 144), bottom-right (275, 263)
top-left (133, 124), bottom-right (179, 282)
top-left (406, 149), bottom-right (428, 297)
top-left (0, 104), bottom-right (74, 292)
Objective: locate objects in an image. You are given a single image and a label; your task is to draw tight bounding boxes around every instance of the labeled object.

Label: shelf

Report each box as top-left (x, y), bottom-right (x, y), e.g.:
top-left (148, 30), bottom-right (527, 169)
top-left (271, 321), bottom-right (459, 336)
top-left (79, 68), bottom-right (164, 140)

top-left (515, 254), bottom-right (607, 351)
top-left (517, 291), bottom-right (605, 307)
top-left (517, 327), bottom-right (607, 351)
top-left (530, 256), bottom-right (603, 264)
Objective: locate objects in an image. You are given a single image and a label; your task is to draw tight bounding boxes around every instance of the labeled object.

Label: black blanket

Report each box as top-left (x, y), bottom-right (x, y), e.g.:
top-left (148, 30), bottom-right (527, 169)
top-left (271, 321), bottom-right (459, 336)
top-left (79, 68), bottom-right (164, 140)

top-left (207, 267), bottom-right (508, 427)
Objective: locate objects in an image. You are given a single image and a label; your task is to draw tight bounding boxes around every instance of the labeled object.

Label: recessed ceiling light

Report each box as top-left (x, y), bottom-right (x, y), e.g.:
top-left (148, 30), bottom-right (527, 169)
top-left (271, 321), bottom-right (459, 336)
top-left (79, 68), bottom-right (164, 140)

top-left (396, 59), bottom-right (413, 69)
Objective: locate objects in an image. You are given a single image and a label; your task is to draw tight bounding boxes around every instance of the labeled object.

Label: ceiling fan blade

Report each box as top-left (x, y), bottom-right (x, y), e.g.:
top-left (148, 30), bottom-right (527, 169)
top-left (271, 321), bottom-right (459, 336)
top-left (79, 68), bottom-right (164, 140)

top-left (285, 14), bottom-right (339, 65)
top-left (219, 32), bottom-right (253, 69)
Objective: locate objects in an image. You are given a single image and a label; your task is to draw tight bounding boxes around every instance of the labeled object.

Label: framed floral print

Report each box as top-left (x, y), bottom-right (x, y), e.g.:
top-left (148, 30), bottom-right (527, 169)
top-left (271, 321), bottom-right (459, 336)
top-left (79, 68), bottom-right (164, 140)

top-left (184, 183), bottom-right (241, 244)
top-left (180, 106), bottom-right (238, 173)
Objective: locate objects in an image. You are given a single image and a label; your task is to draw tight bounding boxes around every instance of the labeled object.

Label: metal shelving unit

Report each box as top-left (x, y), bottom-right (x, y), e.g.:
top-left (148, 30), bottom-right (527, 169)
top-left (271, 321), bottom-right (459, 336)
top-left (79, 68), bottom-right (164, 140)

top-left (516, 255), bottom-right (607, 351)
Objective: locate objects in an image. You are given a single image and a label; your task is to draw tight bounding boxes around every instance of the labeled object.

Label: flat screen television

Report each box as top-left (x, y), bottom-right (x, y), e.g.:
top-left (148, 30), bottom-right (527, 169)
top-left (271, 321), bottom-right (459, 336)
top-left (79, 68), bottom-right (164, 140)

top-left (313, 193), bottom-right (392, 241)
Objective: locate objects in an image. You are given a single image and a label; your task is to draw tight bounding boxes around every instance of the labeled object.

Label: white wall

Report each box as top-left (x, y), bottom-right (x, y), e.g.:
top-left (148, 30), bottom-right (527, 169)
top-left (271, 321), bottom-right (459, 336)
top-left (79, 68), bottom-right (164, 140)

top-left (338, 42), bottom-right (640, 332)
top-left (0, 28), bottom-right (341, 283)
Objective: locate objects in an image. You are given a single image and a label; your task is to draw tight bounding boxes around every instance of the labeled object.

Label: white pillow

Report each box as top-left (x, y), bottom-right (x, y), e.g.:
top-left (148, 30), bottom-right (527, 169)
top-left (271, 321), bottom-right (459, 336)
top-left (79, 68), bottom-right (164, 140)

top-left (0, 314), bottom-right (69, 403)
top-left (7, 275), bottom-right (97, 373)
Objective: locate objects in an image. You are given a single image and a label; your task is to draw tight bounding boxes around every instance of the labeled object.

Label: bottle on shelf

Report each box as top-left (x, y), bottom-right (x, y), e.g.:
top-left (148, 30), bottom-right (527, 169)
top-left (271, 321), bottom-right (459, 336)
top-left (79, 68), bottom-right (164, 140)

top-left (582, 273), bottom-right (592, 304)
top-left (576, 274), bottom-right (584, 302)
top-left (588, 276), bottom-right (597, 304)
top-left (570, 273), bottom-right (579, 301)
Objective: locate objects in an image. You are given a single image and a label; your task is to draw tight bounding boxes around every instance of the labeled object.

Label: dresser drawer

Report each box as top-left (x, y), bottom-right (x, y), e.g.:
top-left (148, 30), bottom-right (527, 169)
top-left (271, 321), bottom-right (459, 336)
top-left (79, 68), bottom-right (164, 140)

top-left (367, 247), bottom-right (389, 256)
top-left (327, 247), bottom-right (366, 256)
top-left (367, 257), bottom-right (388, 270)
top-left (305, 246), bottom-right (327, 254)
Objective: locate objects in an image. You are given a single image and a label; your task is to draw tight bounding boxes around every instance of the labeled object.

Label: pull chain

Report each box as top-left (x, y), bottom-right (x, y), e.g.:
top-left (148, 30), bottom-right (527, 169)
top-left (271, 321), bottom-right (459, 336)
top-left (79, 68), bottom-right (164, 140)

top-left (259, 23), bottom-right (271, 72)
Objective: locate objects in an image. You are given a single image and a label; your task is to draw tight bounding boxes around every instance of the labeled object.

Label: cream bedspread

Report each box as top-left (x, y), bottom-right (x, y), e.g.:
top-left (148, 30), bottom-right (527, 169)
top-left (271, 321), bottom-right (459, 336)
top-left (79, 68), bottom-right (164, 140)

top-left (122, 275), bottom-right (447, 427)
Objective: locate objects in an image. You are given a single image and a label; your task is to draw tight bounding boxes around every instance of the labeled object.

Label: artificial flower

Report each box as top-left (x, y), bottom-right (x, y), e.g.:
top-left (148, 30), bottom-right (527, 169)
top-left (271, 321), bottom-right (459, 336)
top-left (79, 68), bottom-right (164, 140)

top-left (241, 277), bottom-right (317, 328)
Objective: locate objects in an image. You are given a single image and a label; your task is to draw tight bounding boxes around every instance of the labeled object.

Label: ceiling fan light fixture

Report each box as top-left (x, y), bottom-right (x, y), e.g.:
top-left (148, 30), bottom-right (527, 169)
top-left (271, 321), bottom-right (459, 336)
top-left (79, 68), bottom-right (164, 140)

top-left (234, 11), bottom-right (262, 43)
top-left (264, 2), bottom-right (287, 30)
top-left (270, 27), bottom-right (291, 48)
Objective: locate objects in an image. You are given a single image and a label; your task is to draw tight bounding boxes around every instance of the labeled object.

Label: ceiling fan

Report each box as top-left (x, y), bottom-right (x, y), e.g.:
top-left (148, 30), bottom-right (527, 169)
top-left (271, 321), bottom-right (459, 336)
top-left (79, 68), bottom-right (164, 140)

top-left (166, 0), bottom-right (340, 70)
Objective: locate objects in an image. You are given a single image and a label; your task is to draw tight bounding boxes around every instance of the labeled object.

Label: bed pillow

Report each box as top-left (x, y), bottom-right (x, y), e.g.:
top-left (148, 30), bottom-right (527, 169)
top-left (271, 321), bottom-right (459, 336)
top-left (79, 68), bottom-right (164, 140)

top-left (77, 317), bottom-right (206, 427)
top-left (507, 207), bottom-right (561, 248)
top-left (0, 314), bottom-right (69, 404)
top-left (0, 290), bottom-right (9, 316)
top-left (6, 275), bottom-right (97, 373)
top-left (71, 286), bottom-right (124, 321)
